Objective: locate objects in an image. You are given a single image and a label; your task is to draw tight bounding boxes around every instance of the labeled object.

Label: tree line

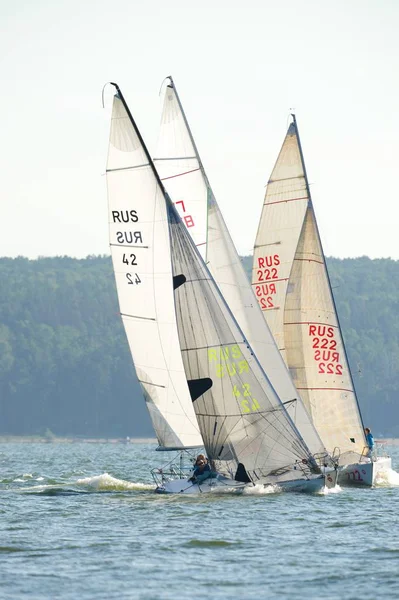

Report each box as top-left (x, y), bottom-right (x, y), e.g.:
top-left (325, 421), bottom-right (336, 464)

top-left (0, 255), bottom-right (398, 437)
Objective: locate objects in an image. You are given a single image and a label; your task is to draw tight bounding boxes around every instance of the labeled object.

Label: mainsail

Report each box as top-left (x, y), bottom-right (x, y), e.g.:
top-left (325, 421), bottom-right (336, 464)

top-left (252, 116), bottom-right (366, 459)
top-left (106, 88), bottom-right (202, 450)
top-left (110, 84), bottom-right (320, 483)
top-left (155, 78), bottom-right (326, 459)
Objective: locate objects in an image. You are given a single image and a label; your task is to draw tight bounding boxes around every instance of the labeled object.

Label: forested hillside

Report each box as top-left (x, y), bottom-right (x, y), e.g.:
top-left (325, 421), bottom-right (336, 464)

top-left (0, 255), bottom-right (398, 437)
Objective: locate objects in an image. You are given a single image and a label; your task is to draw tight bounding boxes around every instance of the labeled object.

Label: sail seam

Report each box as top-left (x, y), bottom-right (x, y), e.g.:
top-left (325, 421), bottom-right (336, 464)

top-left (284, 321), bottom-right (338, 328)
top-left (264, 196), bottom-right (308, 207)
top-left (161, 168), bottom-right (200, 181)
top-left (154, 156), bottom-right (196, 160)
top-left (251, 278), bottom-right (288, 285)
top-left (110, 243), bottom-right (149, 248)
top-left (268, 175), bottom-right (305, 183)
top-left (296, 387), bottom-right (354, 392)
top-left (106, 163), bottom-right (149, 172)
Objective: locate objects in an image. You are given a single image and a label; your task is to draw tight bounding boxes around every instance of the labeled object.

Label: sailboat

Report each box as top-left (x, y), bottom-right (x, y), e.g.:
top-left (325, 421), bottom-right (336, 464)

top-left (106, 83), bottom-right (336, 494)
top-left (155, 77), bottom-right (338, 486)
top-left (252, 115), bottom-right (391, 486)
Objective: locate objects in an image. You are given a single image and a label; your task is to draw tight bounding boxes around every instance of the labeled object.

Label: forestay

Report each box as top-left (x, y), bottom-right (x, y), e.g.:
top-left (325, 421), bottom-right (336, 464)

top-left (106, 92), bottom-right (202, 449)
top-left (155, 79), bottom-right (326, 459)
top-left (253, 118), bottom-right (366, 458)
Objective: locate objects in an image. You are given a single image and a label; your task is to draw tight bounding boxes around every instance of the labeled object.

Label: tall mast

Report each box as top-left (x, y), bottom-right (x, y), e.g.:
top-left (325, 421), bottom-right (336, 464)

top-left (292, 114), bottom-right (366, 436)
top-left (110, 83), bottom-right (168, 197)
top-left (166, 76), bottom-right (210, 188)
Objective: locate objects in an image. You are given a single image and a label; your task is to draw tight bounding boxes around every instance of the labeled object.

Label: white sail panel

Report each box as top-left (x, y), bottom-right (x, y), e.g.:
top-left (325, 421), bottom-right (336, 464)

top-left (168, 204), bottom-right (319, 482)
top-left (106, 94), bottom-right (202, 449)
top-left (252, 123), bottom-right (309, 363)
top-left (156, 84), bottom-right (327, 459)
top-left (154, 85), bottom-right (208, 259)
top-left (284, 206), bottom-right (365, 458)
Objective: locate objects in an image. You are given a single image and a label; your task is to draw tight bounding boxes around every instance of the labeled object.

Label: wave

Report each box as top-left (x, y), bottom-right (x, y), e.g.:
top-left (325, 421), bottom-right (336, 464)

top-left (317, 484), bottom-right (342, 495)
top-left (242, 483), bottom-right (278, 495)
top-left (75, 473), bottom-right (155, 492)
top-left (19, 473), bottom-right (155, 494)
top-left (374, 468), bottom-right (399, 486)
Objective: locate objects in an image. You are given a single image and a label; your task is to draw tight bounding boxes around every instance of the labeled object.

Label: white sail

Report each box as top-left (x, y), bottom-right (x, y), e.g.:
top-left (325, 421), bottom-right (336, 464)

top-left (106, 91), bottom-right (202, 449)
top-left (168, 202), bottom-right (319, 482)
top-left (253, 118), bottom-right (366, 459)
top-left (155, 84), bottom-right (208, 259)
top-left (285, 205), bottom-right (365, 457)
top-left (252, 122), bottom-right (309, 364)
top-left (155, 80), bottom-right (326, 459)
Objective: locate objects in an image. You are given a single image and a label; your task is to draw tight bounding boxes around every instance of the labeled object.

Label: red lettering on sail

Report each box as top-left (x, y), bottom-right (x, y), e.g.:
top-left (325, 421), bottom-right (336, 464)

top-left (255, 255), bottom-right (281, 310)
top-left (308, 324), bottom-right (343, 375)
top-left (174, 200), bottom-right (195, 229)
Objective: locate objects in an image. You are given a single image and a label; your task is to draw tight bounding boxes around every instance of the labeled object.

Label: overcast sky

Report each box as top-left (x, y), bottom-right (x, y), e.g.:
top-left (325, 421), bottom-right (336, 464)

top-left (1, 0), bottom-right (398, 260)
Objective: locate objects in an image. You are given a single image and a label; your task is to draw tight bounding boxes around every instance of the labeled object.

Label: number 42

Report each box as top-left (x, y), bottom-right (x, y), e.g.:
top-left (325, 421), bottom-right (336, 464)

top-left (126, 273), bottom-right (141, 285)
top-left (233, 384), bottom-right (261, 413)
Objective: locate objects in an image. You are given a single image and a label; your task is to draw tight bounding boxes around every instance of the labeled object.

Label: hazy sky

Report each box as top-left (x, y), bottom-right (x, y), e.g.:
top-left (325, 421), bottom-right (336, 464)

top-left (1, 0), bottom-right (398, 259)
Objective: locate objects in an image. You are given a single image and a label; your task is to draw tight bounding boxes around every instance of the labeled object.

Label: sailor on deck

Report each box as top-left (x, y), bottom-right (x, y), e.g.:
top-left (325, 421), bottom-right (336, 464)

top-left (365, 427), bottom-right (375, 459)
top-left (189, 455), bottom-right (211, 484)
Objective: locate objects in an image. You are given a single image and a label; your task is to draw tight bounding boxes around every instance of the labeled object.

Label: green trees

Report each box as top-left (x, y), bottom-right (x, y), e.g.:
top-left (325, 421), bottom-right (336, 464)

top-left (0, 256), bottom-right (151, 438)
top-left (0, 255), bottom-right (398, 437)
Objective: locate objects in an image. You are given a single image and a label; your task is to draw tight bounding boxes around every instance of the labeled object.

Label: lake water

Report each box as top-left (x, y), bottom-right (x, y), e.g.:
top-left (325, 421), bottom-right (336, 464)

top-left (1, 441), bottom-right (398, 600)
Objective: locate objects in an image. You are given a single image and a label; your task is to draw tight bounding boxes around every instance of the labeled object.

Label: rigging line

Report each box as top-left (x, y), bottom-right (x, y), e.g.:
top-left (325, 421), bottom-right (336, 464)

top-left (161, 168), bottom-right (200, 181)
top-left (182, 342), bottom-right (239, 352)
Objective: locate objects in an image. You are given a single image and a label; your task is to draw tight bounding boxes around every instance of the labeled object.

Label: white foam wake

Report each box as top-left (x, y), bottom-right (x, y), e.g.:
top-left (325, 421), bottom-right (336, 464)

top-left (75, 473), bottom-right (155, 492)
top-left (242, 483), bottom-right (278, 495)
top-left (317, 484), bottom-right (342, 495)
top-left (374, 468), bottom-right (399, 487)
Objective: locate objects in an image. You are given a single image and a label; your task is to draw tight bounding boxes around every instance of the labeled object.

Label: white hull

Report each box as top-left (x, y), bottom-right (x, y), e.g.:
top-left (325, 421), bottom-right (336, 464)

top-left (338, 457), bottom-right (392, 486)
top-left (155, 475), bottom-right (247, 495)
top-left (155, 471), bottom-right (337, 495)
top-left (277, 470), bottom-right (337, 493)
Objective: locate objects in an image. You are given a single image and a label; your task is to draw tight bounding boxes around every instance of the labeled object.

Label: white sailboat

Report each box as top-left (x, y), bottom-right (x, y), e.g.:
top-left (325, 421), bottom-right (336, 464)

top-left (155, 78), bottom-right (337, 483)
top-left (106, 84), bottom-right (335, 494)
top-left (252, 115), bottom-right (391, 486)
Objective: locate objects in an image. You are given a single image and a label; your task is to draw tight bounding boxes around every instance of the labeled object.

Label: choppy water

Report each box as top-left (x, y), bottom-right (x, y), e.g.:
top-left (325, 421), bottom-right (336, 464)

top-left (1, 442), bottom-right (398, 600)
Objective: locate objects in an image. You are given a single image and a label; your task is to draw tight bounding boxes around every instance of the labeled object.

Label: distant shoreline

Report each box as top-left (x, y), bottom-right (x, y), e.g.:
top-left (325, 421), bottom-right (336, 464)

top-left (0, 436), bottom-right (397, 445)
top-left (0, 436), bottom-right (158, 444)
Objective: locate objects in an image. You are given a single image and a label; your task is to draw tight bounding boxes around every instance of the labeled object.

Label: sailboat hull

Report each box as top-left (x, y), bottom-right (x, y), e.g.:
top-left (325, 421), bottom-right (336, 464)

top-left (155, 475), bottom-right (247, 495)
top-left (155, 471), bottom-right (337, 495)
top-left (338, 457), bottom-right (392, 486)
